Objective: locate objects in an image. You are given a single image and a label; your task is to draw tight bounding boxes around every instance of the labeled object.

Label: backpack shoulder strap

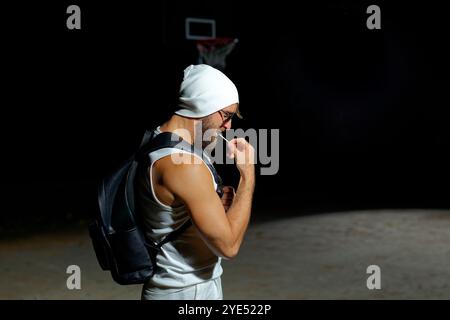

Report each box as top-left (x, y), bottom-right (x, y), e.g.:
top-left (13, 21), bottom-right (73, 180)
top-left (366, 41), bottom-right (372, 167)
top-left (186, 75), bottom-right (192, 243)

top-left (136, 131), bottom-right (200, 160)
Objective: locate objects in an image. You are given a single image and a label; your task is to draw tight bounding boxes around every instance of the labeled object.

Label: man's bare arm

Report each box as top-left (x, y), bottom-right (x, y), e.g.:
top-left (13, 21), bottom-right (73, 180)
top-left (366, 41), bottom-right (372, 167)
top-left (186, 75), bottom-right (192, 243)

top-left (161, 139), bottom-right (255, 259)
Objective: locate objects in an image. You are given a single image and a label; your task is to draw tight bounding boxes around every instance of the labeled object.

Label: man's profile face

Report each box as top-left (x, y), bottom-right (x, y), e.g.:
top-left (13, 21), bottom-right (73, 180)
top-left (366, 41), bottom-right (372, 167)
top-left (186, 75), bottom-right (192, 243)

top-left (201, 103), bottom-right (239, 149)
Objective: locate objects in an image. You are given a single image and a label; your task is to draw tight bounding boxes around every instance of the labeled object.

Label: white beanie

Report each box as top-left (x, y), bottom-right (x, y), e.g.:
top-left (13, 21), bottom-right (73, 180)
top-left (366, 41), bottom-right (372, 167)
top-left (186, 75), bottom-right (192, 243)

top-left (175, 64), bottom-right (239, 118)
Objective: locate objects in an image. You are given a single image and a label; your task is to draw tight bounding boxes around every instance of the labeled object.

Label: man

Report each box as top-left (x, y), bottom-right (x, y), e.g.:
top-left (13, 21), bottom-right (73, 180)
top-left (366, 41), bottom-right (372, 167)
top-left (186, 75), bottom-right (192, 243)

top-left (135, 64), bottom-right (255, 300)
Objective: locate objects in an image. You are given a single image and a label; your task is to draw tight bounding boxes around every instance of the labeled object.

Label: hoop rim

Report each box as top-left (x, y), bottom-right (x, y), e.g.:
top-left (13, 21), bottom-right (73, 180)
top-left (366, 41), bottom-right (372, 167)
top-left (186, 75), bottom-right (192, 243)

top-left (196, 37), bottom-right (238, 46)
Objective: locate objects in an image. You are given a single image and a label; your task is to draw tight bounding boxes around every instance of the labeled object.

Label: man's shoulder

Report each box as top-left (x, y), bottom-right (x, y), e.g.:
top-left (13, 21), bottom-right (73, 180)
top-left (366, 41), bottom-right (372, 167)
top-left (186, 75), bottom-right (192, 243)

top-left (155, 153), bottom-right (211, 183)
top-left (153, 153), bottom-right (216, 199)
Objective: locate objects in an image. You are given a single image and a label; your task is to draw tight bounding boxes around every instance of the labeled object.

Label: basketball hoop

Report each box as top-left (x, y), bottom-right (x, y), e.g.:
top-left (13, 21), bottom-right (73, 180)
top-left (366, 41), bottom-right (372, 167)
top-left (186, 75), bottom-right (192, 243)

top-left (196, 37), bottom-right (239, 71)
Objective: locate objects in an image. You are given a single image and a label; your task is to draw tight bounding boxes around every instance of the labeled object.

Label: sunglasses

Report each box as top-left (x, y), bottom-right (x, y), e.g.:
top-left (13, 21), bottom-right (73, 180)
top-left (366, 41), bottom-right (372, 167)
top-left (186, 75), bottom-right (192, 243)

top-left (218, 110), bottom-right (235, 123)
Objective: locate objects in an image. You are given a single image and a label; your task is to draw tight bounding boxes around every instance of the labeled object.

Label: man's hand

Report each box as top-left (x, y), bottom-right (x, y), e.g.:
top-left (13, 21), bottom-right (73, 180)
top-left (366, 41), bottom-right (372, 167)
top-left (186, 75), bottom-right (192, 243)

top-left (226, 138), bottom-right (256, 178)
top-left (221, 186), bottom-right (235, 212)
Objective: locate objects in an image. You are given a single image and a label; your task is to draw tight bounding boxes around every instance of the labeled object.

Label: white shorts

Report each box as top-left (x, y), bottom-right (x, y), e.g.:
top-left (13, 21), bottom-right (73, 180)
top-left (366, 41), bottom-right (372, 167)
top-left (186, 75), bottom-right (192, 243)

top-left (141, 277), bottom-right (223, 300)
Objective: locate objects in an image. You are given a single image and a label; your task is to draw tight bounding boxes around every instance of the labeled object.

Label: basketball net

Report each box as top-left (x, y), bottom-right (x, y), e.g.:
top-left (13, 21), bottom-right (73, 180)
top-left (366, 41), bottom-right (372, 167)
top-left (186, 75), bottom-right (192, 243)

top-left (196, 37), bottom-right (238, 71)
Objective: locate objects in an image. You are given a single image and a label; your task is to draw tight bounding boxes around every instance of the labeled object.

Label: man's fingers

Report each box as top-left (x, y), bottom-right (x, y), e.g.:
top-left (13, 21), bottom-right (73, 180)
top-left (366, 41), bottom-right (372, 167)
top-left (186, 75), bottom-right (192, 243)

top-left (221, 185), bottom-right (235, 212)
top-left (221, 186), bottom-right (234, 209)
top-left (226, 141), bottom-right (236, 159)
top-left (221, 186), bottom-right (235, 198)
top-left (221, 192), bottom-right (234, 200)
top-left (222, 186), bottom-right (236, 193)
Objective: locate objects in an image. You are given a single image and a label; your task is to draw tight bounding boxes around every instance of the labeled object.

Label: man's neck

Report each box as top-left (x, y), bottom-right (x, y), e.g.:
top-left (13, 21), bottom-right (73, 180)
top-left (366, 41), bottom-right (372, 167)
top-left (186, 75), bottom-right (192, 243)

top-left (159, 115), bottom-right (199, 145)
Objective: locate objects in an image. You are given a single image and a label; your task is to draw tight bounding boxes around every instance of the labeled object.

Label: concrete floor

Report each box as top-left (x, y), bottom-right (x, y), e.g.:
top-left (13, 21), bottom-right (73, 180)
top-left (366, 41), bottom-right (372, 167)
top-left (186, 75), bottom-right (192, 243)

top-left (1, 209), bottom-right (450, 299)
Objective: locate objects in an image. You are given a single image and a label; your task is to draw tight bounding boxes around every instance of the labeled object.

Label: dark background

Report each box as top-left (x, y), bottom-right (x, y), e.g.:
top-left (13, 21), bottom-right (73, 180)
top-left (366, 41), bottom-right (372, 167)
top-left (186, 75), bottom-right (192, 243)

top-left (1, 1), bottom-right (449, 234)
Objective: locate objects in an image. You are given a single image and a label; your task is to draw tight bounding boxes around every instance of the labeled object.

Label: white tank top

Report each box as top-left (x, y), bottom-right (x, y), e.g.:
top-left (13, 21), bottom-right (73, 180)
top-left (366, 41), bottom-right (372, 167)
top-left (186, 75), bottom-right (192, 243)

top-left (134, 126), bottom-right (223, 288)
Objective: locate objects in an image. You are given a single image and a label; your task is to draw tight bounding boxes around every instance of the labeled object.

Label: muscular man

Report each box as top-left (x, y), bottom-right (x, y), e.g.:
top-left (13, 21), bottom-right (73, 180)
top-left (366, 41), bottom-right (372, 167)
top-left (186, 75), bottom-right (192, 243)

top-left (135, 64), bottom-right (255, 300)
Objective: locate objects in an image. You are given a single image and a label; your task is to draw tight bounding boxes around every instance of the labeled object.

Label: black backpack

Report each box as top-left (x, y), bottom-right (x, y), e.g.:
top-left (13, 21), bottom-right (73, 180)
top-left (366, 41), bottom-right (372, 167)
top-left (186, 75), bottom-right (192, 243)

top-left (89, 130), bottom-right (223, 285)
